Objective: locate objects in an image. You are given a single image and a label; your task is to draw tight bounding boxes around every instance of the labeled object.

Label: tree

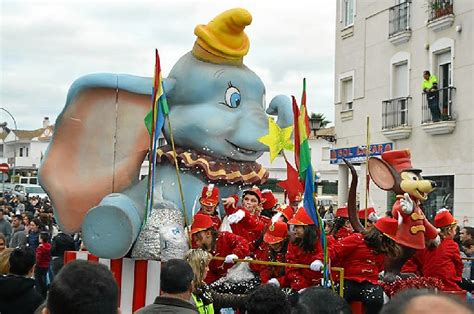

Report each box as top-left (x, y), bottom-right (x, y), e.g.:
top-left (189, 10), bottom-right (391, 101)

top-left (310, 113), bottom-right (331, 128)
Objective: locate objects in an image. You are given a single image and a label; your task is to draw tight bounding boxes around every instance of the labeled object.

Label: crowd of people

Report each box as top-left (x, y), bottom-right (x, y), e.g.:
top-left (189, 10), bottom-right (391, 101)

top-left (0, 186), bottom-right (473, 313)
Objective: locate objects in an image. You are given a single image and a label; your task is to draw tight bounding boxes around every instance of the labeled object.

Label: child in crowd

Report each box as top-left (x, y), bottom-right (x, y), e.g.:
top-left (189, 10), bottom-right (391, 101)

top-left (35, 231), bottom-right (51, 298)
top-left (330, 207), bottom-right (353, 241)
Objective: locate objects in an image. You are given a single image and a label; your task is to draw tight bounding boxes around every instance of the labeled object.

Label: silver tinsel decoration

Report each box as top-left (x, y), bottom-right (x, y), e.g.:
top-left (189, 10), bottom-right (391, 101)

top-left (131, 201), bottom-right (188, 260)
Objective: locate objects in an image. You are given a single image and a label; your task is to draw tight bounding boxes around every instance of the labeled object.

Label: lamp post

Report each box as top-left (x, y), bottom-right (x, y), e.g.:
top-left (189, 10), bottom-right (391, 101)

top-left (309, 116), bottom-right (322, 136)
top-left (0, 108), bottom-right (18, 178)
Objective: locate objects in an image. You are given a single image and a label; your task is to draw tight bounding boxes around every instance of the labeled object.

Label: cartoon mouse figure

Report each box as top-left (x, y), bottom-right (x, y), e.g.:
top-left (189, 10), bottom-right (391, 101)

top-left (368, 149), bottom-right (439, 252)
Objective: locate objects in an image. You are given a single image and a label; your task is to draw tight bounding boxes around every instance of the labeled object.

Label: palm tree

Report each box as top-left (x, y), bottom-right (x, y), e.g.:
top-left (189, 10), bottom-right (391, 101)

top-left (310, 112), bottom-right (331, 129)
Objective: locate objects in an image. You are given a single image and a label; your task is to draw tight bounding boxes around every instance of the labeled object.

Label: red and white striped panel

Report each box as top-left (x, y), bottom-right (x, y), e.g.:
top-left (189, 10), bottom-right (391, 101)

top-left (64, 251), bottom-right (161, 314)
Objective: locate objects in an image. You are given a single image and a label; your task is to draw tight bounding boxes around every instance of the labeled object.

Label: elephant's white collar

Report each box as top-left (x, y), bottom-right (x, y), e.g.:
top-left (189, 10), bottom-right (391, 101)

top-left (156, 145), bottom-right (269, 185)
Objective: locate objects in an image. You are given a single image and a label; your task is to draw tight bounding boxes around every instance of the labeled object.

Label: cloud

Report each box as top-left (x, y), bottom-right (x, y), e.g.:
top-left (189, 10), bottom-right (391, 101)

top-left (1, 0), bottom-right (335, 129)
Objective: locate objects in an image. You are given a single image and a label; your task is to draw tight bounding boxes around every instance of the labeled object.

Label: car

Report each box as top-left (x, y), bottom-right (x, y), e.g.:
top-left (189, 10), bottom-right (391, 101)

top-left (13, 184), bottom-right (48, 199)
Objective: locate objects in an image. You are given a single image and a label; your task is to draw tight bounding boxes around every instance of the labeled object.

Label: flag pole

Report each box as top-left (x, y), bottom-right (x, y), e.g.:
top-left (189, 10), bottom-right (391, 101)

top-left (364, 116), bottom-right (370, 228)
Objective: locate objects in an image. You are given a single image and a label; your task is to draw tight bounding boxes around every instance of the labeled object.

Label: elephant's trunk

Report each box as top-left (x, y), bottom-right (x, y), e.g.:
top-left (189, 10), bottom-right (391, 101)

top-left (343, 158), bottom-right (365, 234)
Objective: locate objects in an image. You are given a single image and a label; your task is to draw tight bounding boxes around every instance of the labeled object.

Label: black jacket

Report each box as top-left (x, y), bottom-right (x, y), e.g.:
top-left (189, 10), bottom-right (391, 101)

top-left (0, 274), bottom-right (44, 314)
top-left (136, 296), bottom-right (198, 314)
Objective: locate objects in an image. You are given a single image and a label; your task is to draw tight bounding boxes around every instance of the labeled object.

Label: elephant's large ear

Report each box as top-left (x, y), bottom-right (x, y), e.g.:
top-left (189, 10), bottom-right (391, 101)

top-left (39, 73), bottom-right (153, 233)
top-left (368, 157), bottom-right (397, 191)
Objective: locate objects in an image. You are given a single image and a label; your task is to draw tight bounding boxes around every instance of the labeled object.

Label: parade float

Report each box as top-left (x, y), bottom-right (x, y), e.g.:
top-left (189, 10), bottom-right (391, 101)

top-left (39, 8), bottom-right (296, 313)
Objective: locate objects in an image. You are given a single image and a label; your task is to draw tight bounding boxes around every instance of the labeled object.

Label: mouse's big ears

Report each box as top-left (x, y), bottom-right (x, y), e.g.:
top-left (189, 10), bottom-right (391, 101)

top-left (368, 157), bottom-right (398, 191)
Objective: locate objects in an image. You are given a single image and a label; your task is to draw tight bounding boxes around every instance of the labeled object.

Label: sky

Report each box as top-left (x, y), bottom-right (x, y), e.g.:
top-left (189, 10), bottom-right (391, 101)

top-left (0, 0), bottom-right (336, 130)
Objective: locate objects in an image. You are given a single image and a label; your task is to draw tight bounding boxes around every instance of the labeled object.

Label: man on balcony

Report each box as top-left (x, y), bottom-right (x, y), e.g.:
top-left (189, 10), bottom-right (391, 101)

top-left (422, 70), bottom-right (441, 122)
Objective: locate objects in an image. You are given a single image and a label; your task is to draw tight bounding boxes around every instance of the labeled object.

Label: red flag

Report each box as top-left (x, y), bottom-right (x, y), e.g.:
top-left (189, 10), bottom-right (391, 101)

top-left (278, 160), bottom-right (304, 201)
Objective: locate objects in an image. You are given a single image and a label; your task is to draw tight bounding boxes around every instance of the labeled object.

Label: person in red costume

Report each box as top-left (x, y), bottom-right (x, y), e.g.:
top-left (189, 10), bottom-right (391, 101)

top-left (358, 207), bottom-right (379, 230)
top-left (260, 189), bottom-right (279, 218)
top-left (251, 220), bottom-right (289, 287)
top-left (221, 186), bottom-right (270, 247)
top-left (420, 210), bottom-right (464, 292)
top-left (330, 207), bottom-right (353, 241)
top-left (285, 207), bottom-right (324, 291)
top-left (196, 184), bottom-right (222, 230)
top-left (190, 214), bottom-right (250, 284)
top-left (274, 204), bottom-right (294, 223)
top-left (326, 217), bottom-right (401, 313)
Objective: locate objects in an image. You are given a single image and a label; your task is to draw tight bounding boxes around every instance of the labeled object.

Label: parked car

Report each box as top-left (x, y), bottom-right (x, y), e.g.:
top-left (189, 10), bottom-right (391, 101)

top-left (13, 184), bottom-right (48, 199)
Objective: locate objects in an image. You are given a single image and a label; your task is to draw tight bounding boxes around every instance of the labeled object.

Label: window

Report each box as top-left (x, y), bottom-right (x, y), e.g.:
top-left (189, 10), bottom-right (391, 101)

top-left (19, 147), bottom-right (23, 157)
top-left (0, 145), bottom-right (3, 158)
top-left (322, 147), bottom-right (330, 161)
top-left (158, 137), bottom-right (167, 147)
top-left (422, 175), bottom-right (454, 221)
top-left (342, 78), bottom-right (353, 110)
top-left (342, 0), bottom-right (355, 27)
top-left (26, 147), bottom-right (29, 157)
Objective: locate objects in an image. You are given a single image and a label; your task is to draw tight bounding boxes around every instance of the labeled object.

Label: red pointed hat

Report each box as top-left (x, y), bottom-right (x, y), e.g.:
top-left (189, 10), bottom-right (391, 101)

top-left (335, 206), bottom-right (349, 218)
top-left (190, 214), bottom-right (214, 234)
top-left (200, 184), bottom-right (220, 207)
top-left (358, 207), bottom-right (375, 220)
top-left (381, 149), bottom-right (420, 173)
top-left (243, 186), bottom-right (263, 203)
top-left (374, 217), bottom-right (398, 239)
top-left (434, 210), bottom-right (457, 228)
top-left (264, 221), bottom-right (289, 244)
top-left (261, 189), bottom-right (278, 210)
top-left (287, 207), bottom-right (314, 225)
top-left (275, 204), bottom-right (294, 221)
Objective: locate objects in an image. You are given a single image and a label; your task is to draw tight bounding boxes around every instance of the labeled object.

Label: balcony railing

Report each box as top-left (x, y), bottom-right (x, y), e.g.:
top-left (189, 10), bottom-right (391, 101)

top-left (382, 97), bottom-right (411, 129)
top-left (428, 0), bottom-right (454, 22)
top-left (389, 1), bottom-right (411, 37)
top-left (422, 87), bottom-right (455, 124)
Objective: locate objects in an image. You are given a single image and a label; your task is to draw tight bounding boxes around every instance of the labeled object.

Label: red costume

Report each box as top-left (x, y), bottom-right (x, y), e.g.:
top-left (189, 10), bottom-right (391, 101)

top-left (331, 233), bottom-right (384, 284)
top-left (190, 214), bottom-right (250, 284)
top-left (285, 208), bottom-right (324, 290)
top-left (204, 231), bottom-right (250, 284)
top-left (251, 221), bottom-right (289, 286)
top-left (224, 194), bottom-right (269, 245)
top-left (334, 227), bottom-right (353, 241)
top-left (196, 211), bottom-right (222, 230)
top-left (36, 242), bottom-right (51, 268)
top-left (197, 184), bottom-right (222, 230)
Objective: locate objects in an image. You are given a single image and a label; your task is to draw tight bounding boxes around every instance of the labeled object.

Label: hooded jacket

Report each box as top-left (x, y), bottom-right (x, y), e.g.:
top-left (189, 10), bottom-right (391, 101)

top-left (0, 274), bottom-right (44, 314)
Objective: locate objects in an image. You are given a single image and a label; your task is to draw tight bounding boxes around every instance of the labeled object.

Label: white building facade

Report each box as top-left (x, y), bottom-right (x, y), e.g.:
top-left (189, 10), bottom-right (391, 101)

top-left (334, 0), bottom-right (473, 223)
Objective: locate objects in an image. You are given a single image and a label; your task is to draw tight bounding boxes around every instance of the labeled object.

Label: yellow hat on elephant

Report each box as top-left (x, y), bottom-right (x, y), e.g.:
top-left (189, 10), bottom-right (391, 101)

top-left (192, 8), bottom-right (252, 65)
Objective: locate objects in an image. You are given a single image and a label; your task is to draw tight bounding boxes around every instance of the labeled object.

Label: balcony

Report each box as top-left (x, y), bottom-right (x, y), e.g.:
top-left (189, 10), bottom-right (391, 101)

top-left (382, 97), bottom-right (412, 140)
top-left (421, 87), bottom-right (456, 135)
top-left (427, 0), bottom-right (454, 31)
top-left (388, 1), bottom-right (411, 45)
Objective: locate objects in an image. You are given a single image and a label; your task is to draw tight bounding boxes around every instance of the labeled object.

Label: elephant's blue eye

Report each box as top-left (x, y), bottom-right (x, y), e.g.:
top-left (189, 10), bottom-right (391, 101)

top-left (224, 85), bottom-right (241, 108)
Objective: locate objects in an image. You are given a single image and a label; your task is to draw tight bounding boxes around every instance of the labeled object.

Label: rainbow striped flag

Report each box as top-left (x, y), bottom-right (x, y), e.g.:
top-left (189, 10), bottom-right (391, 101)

top-left (143, 49), bottom-right (169, 220)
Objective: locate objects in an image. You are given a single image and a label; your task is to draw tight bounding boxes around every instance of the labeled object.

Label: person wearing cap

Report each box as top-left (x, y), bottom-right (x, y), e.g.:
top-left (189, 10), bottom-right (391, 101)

top-left (251, 220), bottom-right (290, 287)
top-left (325, 217), bottom-right (402, 313)
top-left (418, 210), bottom-right (463, 291)
top-left (330, 207), bottom-right (353, 241)
top-left (358, 207), bottom-right (379, 230)
top-left (222, 187), bottom-right (270, 247)
top-left (273, 204), bottom-right (294, 223)
top-left (284, 207), bottom-right (324, 291)
top-left (196, 184), bottom-right (222, 230)
top-left (189, 214), bottom-right (250, 284)
top-left (260, 189), bottom-right (279, 218)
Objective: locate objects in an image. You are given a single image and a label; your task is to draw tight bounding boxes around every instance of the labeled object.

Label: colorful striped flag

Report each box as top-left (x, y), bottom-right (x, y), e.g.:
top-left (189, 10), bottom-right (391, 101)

top-left (144, 49), bottom-right (170, 220)
top-left (297, 79), bottom-right (311, 181)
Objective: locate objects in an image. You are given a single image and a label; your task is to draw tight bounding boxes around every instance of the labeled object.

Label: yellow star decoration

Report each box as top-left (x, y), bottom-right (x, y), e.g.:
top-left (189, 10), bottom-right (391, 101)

top-left (258, 118), bottom-right (294, 163)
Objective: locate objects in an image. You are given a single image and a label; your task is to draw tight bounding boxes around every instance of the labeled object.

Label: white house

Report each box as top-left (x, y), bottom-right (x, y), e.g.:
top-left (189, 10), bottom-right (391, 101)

top-left (334, 0), bottom-right (473, 223)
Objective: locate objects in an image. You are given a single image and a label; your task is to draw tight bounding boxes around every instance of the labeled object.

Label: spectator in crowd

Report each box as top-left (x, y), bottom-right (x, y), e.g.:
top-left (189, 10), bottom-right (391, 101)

top-left (0, 232), bottom-right (6, 252)
top-left (0, 209), bottom-right (12, 244)
top-left (422, 70), bottom-right (441, 122)
top-left (323, 205), bottom-right (334, 221)
top-left (35, 232), bottom-right (51, 298)
top-left (27, 218), bottom-right (42, 252)
top-left (136, 258), bottom-right (198, 313)
top-left (50, 232), bottom-right (76, 276)
top-left (10, 214), bottom-right (27, 248)
top-left (42, 260), bottom-right (119, 314)
top-left (185, 248), bottom-right (247, 313)
top-left (245, 284), bottom-right (290, 314)
top-left (380, 288), bottom-right (472, 314)
top-left (0, 247), bottom-right (44, 314)
top-left (459, 238), bottom-right (474, 292)
top-left (292, 286), bottom-right (351, 314)
top-left (460, 226), bottom-right (474, 244)
top-left (0, 247), bottom-right (14, 274)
